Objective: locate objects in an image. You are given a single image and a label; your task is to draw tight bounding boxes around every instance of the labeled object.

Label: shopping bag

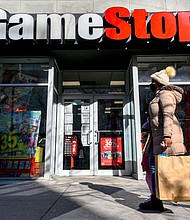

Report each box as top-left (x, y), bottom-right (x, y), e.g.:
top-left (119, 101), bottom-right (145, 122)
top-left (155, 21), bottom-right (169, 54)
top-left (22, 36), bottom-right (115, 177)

top-left (155, 155), bottom-right (190, 202)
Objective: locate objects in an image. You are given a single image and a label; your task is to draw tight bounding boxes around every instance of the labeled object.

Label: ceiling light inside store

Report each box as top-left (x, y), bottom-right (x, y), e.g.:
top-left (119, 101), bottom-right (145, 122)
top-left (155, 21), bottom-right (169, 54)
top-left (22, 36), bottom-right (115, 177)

top-left (105, 111), bottom-right (111, 114)
top-left (114, 101), bottom-right (123, 104)
top-left (41, 65), bottom-right (49, 68)
top-left (63, 81), bottom-right (80, 86)
top-left (109, 92), bottom-right (125, 94)
top-left (109, 107), bottom-right (123, 110)
top-left (105, 107), bottom-right (122, 110)
top-left (138, 63), bottom-right (150, 68)
top-left (110, 81), bottom-right (125, 85)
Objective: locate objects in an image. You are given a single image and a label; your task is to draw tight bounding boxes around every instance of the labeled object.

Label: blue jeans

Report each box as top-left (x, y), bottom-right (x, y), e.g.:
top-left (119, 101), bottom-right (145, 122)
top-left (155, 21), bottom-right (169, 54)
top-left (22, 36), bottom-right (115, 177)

top-left (149, 146), bottom-right (156, 195)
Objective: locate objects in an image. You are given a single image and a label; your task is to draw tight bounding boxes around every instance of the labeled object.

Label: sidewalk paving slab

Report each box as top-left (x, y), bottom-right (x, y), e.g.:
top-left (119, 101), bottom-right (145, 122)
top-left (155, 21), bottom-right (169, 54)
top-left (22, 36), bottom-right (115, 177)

top-left (0, 176), bottom-right (189, 220)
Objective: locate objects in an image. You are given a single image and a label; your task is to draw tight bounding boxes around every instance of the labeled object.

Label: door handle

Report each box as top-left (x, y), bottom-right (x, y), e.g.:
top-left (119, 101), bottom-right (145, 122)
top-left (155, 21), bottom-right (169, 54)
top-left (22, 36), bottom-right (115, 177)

top-left (87, 130), bottom-right (92, 145)
top-left (95, 130), bottom-right (100, 144)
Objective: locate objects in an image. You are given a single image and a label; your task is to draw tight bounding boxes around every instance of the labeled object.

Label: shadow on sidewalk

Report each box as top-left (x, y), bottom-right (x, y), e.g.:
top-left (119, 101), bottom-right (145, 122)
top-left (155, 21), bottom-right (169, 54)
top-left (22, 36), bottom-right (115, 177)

top-left (80, 182), bottom-right (174, 214)
top-left (80, 182), bottom-right (145, 210)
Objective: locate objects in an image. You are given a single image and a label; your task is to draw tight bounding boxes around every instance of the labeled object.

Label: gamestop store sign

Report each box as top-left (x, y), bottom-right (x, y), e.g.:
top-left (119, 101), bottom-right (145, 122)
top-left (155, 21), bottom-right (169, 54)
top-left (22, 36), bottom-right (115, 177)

top-left (0, 7), bottom-right (190, 44)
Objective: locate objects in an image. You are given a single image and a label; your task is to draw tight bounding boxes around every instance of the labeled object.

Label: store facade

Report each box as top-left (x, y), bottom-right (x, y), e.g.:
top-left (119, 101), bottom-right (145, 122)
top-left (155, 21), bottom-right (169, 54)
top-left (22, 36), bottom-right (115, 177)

top-left (0, 1), bottom-right (190, 179)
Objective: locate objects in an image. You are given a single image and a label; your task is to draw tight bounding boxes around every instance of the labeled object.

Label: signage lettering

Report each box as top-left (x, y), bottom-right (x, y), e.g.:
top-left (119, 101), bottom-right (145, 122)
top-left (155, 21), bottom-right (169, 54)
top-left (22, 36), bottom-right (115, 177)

top-left (150, 12), bottom-right (176, 39)
top-left (104, 7), bottom-right (131, 40)
top-left (78, 14), bottom-right (103, 40)
top-left (177, 12), bottom-right (190, 42)
top-left (36, 13), bottom-right (76, 42)
top-left (132, 9), bottom-right (150, 39)
top-left (0, 7), bottom-right (190, 44)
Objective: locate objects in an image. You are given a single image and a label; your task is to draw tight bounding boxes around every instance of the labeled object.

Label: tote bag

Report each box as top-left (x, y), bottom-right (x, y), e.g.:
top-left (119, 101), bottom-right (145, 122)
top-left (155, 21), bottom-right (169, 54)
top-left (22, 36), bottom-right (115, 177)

top-left (155, 155), bottom-right (190, 202)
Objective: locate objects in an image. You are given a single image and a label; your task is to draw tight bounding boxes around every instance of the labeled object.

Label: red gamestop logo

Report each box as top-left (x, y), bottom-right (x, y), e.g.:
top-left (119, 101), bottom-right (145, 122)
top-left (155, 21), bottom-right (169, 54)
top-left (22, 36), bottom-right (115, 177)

top-left (104, 7), bottom-right (190, 42)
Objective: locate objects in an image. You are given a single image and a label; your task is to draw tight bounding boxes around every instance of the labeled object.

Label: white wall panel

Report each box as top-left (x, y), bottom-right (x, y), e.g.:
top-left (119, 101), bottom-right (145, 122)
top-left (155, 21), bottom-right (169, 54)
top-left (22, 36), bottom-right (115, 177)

top-left (94, 0), bottom-right (130, 13)
top-left (130, 0), bottom-right (166, 12)
top-left (165, 0), bottom-right (190, 11)
top-left (21, 1), bottom-right (56, 13)
top-left (57, 1), bottom-right (93, 13)
top-left (0, 1), bottom-right (21, 13)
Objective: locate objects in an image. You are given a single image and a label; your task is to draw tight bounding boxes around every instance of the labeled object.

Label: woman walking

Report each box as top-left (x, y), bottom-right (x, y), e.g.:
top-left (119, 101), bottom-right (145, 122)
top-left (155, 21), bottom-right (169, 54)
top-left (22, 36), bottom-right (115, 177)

top-left (139, 66), bottom-right (187, 211)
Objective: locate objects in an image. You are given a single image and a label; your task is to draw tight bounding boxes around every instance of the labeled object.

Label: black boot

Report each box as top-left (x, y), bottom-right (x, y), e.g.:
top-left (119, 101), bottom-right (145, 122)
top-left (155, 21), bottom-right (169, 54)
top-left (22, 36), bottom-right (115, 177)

top-left (139, 195), bottom-right (164, 211)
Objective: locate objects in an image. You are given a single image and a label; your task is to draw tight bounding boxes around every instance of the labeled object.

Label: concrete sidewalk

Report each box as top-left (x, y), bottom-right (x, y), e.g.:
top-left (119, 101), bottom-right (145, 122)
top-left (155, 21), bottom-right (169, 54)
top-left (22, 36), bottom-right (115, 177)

top-left (0, 176), bottom-right (190, 220)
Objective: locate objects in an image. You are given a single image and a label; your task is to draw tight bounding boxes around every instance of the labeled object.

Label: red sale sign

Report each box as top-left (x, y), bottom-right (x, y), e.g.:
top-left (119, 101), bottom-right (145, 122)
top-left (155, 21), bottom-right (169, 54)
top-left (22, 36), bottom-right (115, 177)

top-left (100, 137), bottom-right (122, 167)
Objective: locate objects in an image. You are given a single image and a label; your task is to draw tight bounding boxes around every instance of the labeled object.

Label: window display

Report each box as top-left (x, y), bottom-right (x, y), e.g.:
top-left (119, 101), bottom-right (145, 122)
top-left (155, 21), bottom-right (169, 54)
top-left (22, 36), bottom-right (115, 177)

top-left (0, 62), bottom-right (48, 177)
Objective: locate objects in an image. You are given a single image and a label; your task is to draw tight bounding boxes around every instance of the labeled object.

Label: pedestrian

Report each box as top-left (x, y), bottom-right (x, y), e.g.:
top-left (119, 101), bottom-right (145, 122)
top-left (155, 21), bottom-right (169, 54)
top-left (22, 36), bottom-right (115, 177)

top-left (139, 66), bottom-right (187, 211)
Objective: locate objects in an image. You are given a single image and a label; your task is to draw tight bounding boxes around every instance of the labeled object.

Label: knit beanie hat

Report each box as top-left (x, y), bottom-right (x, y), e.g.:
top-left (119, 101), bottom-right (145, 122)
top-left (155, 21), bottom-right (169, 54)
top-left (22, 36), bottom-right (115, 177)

top-left (150, 66), bottom-right (176, 85)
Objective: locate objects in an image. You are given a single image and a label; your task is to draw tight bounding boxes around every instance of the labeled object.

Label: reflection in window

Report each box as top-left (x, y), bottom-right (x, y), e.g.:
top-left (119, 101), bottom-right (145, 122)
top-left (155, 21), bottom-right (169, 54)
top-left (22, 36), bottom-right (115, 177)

top-left (138, 56), bottom-right (190, 154)
top-left (98, 99), bottom-right (123, 131)
top-left (0, 64), bottom-right (48, 84)
top-left (138, 60), bottom-right (190, 83)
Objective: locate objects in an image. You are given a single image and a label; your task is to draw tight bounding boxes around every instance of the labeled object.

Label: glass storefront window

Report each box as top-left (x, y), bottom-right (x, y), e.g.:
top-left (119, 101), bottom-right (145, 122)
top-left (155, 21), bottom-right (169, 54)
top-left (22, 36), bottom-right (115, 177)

top-left (137, 56), bottom-right (190, 83)
top-left (139, 86), bottom-right (154, 125)
top-left (0, 84), bottom-right (47, 177)
top-left (138, 56), bottom-right (190, 155)
top-left (139, 85), bottom-right (190, 154)
top-left (177, 86), bottom-right (190, 154)
top-left (0, 63), bottom-right (48, 84)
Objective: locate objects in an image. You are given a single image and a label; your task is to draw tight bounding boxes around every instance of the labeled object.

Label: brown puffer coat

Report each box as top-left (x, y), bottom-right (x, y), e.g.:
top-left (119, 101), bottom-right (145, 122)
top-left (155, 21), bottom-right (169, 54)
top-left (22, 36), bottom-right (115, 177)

top-left (149, 85), bottom-right (187, 155)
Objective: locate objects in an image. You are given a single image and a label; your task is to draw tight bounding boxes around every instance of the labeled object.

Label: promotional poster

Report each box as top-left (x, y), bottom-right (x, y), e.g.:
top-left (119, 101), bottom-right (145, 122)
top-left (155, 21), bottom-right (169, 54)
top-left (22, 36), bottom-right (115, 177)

top-left (100, 137), bottom-right (122, 167)
top-left (0, 111), bottom-right (41, 177)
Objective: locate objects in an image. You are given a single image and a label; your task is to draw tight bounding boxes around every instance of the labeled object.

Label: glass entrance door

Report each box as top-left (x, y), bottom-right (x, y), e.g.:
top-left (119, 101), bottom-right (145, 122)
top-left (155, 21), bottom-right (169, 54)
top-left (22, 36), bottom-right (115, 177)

top-left (94, 97), bottom-right (124, 175)
top-left (59, 95), bottom-right (125, 176)
top-left (63, 97), bottom-right (93, 175)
